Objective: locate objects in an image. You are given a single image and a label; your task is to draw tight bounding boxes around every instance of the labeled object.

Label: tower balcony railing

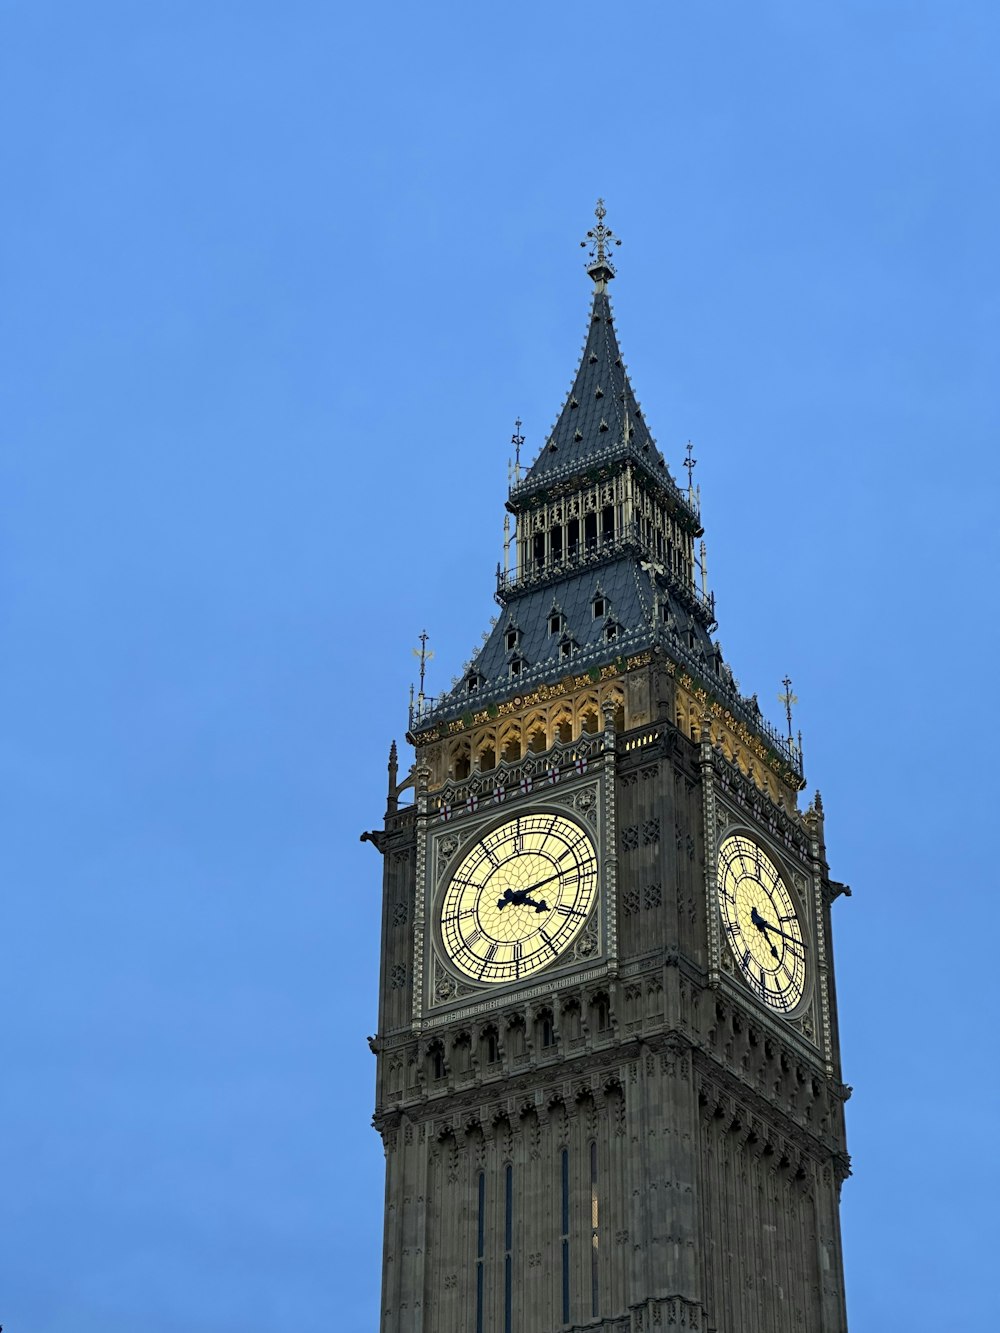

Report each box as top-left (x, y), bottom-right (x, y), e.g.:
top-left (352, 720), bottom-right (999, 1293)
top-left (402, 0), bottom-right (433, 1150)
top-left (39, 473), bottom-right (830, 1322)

top-left (410, 612), bottom-right (803, 779)
top-left (409, 620), bottom-right (654, 732)
top-left (663, 630), bottom-right (804, 778)
top-left (496, 523), bottom-right (716, 626)
top-left (508, 437), bottom-right (701, 527)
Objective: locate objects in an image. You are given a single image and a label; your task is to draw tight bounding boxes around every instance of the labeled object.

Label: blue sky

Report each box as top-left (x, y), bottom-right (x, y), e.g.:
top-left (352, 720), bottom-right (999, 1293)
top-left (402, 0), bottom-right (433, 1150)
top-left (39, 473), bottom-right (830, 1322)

top-left (2, 2), bottom-right (998, 1329)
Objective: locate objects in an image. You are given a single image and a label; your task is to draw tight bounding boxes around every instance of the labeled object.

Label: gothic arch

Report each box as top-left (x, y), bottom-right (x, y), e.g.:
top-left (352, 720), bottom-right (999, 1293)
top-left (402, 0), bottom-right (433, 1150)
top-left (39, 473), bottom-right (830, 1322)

top-left (499, 723), bottom-right (522, 764)
top-left (449, 739), bottom-right (472, 781)
top-left (523, 710), bottom-right (548, 754)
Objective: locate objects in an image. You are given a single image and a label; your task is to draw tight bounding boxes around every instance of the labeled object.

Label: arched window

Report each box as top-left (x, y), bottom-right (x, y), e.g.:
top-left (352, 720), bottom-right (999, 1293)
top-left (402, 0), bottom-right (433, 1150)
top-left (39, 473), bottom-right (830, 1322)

top-left (482, 1027), bottom-right (499, 1064)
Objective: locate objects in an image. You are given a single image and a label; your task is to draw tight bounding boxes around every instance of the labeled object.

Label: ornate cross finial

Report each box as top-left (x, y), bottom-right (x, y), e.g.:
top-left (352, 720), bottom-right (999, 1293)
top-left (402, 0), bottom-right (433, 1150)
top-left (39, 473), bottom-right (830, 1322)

top-left (684, 440), bottom-right (697, 496)
top-left (581, 199), bottom-right (621, 281)
top-left (412, 630), bottom-right (434, 697)
top-left (778, 676), bottom-right (798, 745)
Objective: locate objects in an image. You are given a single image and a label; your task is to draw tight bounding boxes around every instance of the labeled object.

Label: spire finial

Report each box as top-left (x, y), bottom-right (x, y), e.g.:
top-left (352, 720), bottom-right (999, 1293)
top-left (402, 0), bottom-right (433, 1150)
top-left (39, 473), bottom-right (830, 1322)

top-left (778, 676), bottom-right (798, 747)
top-left (511, 417), bottom-right (524, 481)
top-left (581, 198), bottom-right (621, 283)
top-left (684, 440), bottom-right (697, 500)
top-left (412, 630), bottom-right (434, 700)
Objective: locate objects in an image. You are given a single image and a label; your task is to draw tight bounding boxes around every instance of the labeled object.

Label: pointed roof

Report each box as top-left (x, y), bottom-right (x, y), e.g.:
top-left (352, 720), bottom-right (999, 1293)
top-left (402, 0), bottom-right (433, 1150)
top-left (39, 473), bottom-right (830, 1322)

top-left (511, 205), bottom-right (693, 523)
top-left (522, 282), bottom-right (670, 488)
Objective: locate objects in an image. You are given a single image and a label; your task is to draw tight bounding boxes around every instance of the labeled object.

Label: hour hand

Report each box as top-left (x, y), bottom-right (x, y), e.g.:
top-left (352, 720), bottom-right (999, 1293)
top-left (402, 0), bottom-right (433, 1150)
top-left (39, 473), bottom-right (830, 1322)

top-left (497, 886), bottom-right (549, 913)
top-left (750, 906), bottom-right (804, 949)
top-left (749, 906), bottom-right (780, 959)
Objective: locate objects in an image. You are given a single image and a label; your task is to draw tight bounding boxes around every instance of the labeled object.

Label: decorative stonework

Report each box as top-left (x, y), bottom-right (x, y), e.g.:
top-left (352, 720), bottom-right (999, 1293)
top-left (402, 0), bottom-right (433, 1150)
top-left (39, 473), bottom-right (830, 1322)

top-left (373, 242), bottom-right (850, 1333)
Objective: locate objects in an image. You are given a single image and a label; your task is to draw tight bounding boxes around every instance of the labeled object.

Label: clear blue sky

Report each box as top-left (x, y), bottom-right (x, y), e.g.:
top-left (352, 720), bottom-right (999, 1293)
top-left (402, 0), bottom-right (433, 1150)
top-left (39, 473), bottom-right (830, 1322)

top-left (2, 3), bottom-right (998, 1329)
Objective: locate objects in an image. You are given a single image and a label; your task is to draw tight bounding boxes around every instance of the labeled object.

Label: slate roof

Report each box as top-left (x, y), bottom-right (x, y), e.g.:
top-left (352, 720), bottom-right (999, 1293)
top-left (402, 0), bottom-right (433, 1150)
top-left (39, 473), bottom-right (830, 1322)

top-left (430, 555), bottom-right (718, 716)
top-left (409, 258), bottom-right (800, 778)
top-left (514, 284), bottom-right (694, 527)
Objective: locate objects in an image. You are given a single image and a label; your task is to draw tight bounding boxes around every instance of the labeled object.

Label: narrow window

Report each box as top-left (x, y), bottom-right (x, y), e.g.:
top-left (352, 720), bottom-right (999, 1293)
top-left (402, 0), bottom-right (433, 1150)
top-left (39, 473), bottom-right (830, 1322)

top-left (549, 612), bottom-right (562, 635)
top-left (509, 659), bottom-right (522, 679)
top-left (592, 597), bottom-right (605, 619)
top-left (590, 1140), bottom-right (600, 1318)
top-left (601, 505), bottom-right (614, 542)
top-left (542, 1015), bottom-right (553, 1048)
top-left (432, 1048), bottom-right (445, 1080)
top-left (568, 518), bottom-right (580, 555)
top-left (561, 1148), bottom-right (570, 1325)
top-left (504, 1163), bottom-right (513, 1333)
top-left (476, 1171), bottom-right (485, 1333)
top-left (551, 525), bottom-right (563, 561)
top-left (584, 512), bottom-right (598, 550)
top-left (560, 641), bottom-right (573, 660)
top-left (533, 533), bottom-right (545, 569)
top-left (505, 628), bottom-right (518, 651)
top-left (605, 623), bottom-right (618, 643)
top-left (486, 1030), bottom-right (499, 1064)
top-left (596, 996), bottom-right (610, 1031)
top-left (467, 674), bottom-right (479, 693)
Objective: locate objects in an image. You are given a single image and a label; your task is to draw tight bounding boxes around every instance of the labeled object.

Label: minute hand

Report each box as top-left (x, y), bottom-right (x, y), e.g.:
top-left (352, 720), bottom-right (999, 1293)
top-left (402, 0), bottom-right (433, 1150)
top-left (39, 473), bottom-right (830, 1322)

top-left (518, 868), bottom-right (570, 897)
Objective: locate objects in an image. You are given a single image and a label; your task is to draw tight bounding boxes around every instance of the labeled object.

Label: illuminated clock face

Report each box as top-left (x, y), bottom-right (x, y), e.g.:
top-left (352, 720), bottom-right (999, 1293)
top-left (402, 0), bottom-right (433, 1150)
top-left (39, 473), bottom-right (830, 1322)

top-left (717, 834), bottom-right (806, 1013)
top-left (440, 812), bottom-right (599, 984)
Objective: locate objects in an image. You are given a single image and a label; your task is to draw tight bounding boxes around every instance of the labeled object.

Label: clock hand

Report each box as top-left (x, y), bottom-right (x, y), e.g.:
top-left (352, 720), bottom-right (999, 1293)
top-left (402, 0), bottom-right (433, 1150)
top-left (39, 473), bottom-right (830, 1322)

top-left (518, 868), bottom-right (568, 897)
top-left (496, 886), bottom-right (551, 913)
top-left (749, 905), bottom-right (805, 949)
top-left (749, 905), bottom-right (779, 960)
top-left (495, 868), bottom-right (565, 911)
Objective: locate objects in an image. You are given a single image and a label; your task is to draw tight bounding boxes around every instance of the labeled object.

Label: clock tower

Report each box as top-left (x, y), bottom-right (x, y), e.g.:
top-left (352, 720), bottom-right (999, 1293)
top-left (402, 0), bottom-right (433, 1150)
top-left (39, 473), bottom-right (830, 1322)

top-left (365, 204), bottom-right (851, 1333)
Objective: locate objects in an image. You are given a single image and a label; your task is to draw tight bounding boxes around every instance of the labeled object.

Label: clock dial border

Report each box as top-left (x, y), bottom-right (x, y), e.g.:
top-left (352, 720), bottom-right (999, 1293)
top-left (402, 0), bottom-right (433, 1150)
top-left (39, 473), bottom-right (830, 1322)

top-left (716, 830), bottom-right (810, 1016)
top-left (437, 809), bottom-right (600, 985)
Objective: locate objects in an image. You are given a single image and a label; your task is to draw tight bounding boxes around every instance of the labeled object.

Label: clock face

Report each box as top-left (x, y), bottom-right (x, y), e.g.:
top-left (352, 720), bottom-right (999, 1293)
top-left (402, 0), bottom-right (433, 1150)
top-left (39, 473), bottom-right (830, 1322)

top-left (440, 812), bottom-right (599, 984)
top-left (717, 834), bottom-right (806, 1014)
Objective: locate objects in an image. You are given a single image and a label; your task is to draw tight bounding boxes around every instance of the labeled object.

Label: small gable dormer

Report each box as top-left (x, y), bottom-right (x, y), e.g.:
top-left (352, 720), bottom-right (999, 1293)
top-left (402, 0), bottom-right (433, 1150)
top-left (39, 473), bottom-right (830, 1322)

top-left (557, 632), bottom-right (578, 662)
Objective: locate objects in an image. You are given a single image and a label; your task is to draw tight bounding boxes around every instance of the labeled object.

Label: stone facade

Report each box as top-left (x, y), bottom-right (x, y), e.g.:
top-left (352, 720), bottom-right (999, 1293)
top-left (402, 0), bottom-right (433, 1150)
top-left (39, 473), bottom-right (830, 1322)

top-left (365, 209), bottom-right (850, 1332)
